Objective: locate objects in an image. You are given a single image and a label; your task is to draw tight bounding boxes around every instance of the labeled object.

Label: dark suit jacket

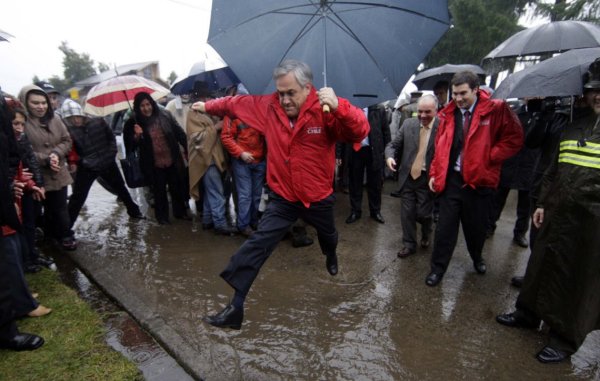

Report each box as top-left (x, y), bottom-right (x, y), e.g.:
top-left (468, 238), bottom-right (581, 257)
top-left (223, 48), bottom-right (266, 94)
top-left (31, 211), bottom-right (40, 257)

top-left (385, 117), bottom-right (439, 190)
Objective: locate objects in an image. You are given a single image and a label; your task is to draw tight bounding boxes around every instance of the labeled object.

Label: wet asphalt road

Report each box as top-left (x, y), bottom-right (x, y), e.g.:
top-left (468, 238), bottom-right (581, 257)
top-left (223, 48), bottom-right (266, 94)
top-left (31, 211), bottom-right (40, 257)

top-left (65, 181), bottom-right (600, 380)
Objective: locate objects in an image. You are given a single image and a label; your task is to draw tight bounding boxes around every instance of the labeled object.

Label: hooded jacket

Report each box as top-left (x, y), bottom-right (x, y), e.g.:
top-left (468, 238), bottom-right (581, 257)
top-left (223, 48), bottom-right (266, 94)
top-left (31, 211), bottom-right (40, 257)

top-left (18, 85), bottom-right (73, 191)
top-left (206, 87), bottom-right (369, 207)
top-left (429, 90), bottom-right (523, 192)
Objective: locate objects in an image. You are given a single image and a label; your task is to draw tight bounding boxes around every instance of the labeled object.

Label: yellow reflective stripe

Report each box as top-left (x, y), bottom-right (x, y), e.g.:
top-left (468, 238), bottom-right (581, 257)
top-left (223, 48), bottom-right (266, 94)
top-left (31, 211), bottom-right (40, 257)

top-left (558, 153), bottom-right (600, 169)
top-left (559, 140), bottom-right (600, 155)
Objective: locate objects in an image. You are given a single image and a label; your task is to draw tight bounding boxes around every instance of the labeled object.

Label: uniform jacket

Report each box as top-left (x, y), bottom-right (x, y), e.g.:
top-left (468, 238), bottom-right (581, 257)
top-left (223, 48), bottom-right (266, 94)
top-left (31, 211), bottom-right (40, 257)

top-left (357, 105), bottom-right (391, 171)
top-left (518, 107), bottom-right (600, 348)
top-left (18, 85), bottom-right (72, 192)
top-left (206, 88), bottom-right (369, 207)
top-left (220, 116), bottom-right (266, 163)
top-left (429, 90), bottom-right (523, 193)
top-left (385, 117), bottom-right (439, 190)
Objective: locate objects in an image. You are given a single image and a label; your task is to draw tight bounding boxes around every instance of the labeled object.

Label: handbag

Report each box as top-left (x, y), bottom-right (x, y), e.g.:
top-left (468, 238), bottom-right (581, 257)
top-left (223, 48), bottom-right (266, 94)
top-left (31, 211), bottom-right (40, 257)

top-left (120, 150), bottom-right (148, 188)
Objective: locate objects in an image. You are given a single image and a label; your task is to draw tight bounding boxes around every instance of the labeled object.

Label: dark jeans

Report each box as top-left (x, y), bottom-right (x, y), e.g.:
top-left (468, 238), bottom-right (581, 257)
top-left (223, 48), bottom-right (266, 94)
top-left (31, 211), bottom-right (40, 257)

top-left (0, 235), bottom-right (38, 318)
top-left (430, 171), bottom-right (493, 274)
top-left (43, 186), bottom-right (72, 241)
top-left (348, 146), bottom-right (383, 215)
top-left (20, 193), bottom-right (40, 265)
top-left (153, 165), bottom-right (186, 222)
top-left (0, 243), bottom-right (18, 341)
top-left (220, 191), bottom-right (338, 295)
top-left (68, 162), bottom-right (141, 227)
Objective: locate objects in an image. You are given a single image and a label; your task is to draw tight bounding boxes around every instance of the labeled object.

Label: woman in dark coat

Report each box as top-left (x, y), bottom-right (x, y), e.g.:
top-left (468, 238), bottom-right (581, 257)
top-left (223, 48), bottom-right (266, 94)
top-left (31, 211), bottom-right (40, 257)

top-left (123, 92), bottom-right (188, 224)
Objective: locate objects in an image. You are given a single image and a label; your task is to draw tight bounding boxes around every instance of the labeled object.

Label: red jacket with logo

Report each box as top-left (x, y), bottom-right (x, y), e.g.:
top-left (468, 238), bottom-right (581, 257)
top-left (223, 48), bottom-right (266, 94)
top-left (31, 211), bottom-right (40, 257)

top-left (206, 88), bottom-right (369, 206)
top-left (220, 116), bottom-right (266, 163)
top-left (429, 90), bottom-right (523, 193)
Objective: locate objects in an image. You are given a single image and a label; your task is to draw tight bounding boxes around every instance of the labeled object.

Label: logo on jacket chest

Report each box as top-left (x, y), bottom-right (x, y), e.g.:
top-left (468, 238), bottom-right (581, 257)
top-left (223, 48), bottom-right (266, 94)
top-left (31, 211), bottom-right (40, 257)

top-left (306, 126), bottom-right (322, 135)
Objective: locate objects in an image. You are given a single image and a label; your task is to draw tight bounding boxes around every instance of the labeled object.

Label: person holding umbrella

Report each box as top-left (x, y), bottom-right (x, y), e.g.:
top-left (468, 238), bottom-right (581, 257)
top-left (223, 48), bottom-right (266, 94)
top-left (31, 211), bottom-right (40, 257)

top-left (496, 61), bottom-right (600, 364)
top-left (191, 59), bottom-right (369, 330)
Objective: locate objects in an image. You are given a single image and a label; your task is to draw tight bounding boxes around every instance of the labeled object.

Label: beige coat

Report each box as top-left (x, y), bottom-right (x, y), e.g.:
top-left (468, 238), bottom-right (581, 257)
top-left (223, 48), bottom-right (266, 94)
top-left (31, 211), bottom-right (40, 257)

top-left (186, 110), bottom-right (227, 201)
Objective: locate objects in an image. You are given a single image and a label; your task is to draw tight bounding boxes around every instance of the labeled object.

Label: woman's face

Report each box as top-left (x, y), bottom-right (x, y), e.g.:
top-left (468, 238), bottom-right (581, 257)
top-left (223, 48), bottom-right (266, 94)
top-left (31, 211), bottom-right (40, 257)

top-left (12, 112), bottom-right (26, 135)
top-left (139, 99), bottom-right (153, 118)
top-left (27, 93), bottom-right (48, 119)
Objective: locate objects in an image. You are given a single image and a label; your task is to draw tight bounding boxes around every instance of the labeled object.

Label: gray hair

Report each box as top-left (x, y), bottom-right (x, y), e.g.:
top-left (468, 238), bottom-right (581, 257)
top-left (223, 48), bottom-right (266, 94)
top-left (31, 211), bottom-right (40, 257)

top-left (273, 59), bottom-right (313, 87)
top-left (418, 93), bottom-right (438, 109)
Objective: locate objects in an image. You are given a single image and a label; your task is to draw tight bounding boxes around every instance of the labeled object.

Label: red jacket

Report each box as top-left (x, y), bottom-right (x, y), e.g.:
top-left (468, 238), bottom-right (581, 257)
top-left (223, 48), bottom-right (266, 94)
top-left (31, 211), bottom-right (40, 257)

top-left (1, 162), bottom-right (34, 236)
top-left (220, 116), bottom-right (266, 162)
top-left (429, 90), bottom-right (523, 193)
top-left (206, 88), bottom-right (369, 206)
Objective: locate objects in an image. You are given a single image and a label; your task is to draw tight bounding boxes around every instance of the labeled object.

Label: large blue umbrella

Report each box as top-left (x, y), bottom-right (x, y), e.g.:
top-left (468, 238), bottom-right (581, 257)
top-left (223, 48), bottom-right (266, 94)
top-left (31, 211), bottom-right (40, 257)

top-left (208, 0), bottom-right (450, 108)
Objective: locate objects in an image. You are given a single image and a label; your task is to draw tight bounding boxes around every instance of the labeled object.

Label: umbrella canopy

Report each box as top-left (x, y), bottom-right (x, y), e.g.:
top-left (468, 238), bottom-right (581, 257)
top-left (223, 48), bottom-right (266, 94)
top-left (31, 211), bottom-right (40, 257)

top-left (170, 44), bottom-right (240, 95)
top-left (0, 28), bottom-right (14, 42)
top-left (413, 64), bottom-right (487, 90)
top-left (208, 0), bottom-right (450, 108)
top-left (483, 20), bottom-right (600, 62)
top-left (492, 47), bottom-right (600, 100)
top-left (84, 75), bottom-right (170, 117)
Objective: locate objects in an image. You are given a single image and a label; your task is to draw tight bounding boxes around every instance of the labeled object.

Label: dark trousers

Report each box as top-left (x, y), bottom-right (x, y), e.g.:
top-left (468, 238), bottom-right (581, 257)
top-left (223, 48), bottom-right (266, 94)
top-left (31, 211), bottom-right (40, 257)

top-left (153, 165), bottom-right (186, 222)
top-left (20, 193), bottom-right (39, 265)
top-left (43, 186), bottom-right (72, 241)
top-left (68, 162), bottom-right (141, 227)
top-left (400, 173), bottom-right (434, 250)
top-left (221, 192), bottom-right (338, 295)
top-left (489, 186), bottom-right (530, 236)
top-left (348, 146), bottom-right (382, 215)
top-left (0, 241), bottom-right (18, 342)
top-left (430, 171), bottom-right (493, 274)
top-left (0, 235), bottom-right (37, 317)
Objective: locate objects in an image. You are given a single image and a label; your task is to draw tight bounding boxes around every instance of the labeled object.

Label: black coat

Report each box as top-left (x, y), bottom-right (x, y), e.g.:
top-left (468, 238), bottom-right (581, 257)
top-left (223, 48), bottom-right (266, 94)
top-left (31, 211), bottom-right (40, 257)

top-left (68, 117), bottom-right (117, 172)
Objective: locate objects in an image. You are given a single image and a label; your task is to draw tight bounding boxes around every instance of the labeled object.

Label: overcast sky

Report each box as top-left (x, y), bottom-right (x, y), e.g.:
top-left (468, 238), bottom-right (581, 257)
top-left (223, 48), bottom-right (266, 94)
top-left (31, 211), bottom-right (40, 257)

top-left (0, 0), bottom-right (212, 96)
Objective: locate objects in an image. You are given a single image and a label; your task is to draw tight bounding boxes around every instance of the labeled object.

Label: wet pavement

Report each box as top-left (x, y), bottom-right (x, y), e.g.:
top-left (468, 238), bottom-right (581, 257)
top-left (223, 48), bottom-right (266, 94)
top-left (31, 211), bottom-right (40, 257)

top-left (64, 181), bottom-right (600, 380)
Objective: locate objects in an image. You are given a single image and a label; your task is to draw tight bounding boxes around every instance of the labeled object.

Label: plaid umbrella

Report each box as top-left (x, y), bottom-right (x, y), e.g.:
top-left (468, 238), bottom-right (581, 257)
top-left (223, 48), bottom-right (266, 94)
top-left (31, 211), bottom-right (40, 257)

top-left (83, 75), bottom-right (170, 116)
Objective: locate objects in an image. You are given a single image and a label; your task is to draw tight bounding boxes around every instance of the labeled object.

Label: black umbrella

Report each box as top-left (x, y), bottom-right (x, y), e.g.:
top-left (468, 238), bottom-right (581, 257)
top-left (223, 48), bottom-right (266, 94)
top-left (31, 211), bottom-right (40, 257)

top-left (483, 20), bottom-right (600, 62)
top-left (492, 47), bottom-right (600, 100)
top-left (412, 64), bottom-right (486, 90)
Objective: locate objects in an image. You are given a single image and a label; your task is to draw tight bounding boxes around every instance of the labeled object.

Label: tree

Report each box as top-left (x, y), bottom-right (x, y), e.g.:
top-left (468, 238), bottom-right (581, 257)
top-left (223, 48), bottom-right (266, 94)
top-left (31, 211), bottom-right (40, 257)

top-left (529, 0), bottom-right (600, 22)
top-left (97, 62), bottom-right (111, 73)
top-left (423, 0), bottom-right (523, 69)
top-left (59, 41), bottom-right (97, 85)
top-left (167, 71), bottom-right (178, 85)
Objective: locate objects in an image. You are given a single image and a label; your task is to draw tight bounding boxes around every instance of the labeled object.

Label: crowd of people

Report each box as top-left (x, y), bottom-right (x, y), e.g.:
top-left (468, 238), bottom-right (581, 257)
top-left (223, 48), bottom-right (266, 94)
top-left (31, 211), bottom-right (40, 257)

top-left (1, 58), bottom-right (598, 365)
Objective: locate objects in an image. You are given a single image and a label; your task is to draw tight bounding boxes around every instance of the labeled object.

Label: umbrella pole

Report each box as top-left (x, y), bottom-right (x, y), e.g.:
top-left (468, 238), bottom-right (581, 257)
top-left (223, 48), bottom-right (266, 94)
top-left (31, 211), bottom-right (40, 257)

top-left (321, 5), bottom-right (330, 113)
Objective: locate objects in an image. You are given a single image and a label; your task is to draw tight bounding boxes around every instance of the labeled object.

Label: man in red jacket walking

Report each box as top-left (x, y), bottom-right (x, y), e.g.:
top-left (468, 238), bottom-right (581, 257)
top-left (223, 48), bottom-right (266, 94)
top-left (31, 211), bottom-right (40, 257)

top-left (426, 71), bottom-right (523, 287)
top-left (191, 59), bottom-right (369, 329)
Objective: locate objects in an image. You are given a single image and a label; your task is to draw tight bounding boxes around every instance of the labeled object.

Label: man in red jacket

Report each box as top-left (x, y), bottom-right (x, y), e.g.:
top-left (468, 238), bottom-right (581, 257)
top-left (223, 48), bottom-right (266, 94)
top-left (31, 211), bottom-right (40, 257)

top-left (426, 71), bottom-right (523, 287)
top-left (191, 59), bottom-right (369, 329)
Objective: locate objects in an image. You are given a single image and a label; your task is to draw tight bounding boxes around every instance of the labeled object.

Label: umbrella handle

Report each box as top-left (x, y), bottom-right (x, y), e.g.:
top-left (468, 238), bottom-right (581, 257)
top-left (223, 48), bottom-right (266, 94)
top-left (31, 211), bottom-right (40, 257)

top-left (322, 104), bottom-right (330, 113)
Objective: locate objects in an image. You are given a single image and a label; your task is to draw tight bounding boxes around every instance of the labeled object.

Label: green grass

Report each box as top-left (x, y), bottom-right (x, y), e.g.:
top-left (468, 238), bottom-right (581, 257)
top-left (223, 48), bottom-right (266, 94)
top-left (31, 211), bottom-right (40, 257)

top-left (0, 269), bottom-right (142, 381)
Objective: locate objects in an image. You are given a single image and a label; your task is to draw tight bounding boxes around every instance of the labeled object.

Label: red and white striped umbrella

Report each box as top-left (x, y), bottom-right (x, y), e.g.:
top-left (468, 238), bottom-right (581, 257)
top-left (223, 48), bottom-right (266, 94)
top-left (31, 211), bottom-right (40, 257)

top-left (84, 75), bottom-right (170, 116)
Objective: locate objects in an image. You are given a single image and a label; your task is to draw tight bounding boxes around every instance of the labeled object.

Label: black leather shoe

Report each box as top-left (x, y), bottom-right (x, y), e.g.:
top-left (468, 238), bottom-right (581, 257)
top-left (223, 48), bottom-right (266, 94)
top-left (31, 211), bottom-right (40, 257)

top-left (474, 260), bottom-right (487, 274)
top-left (203, 304), bottom-right (243, 330)
top-left (202, 222), bottom-right (214, 230)
top-left (292, 235), bottom-right (314, 248)
top-left (0, 332), bottom-right (44, 351)
top-left (425, 272), bottom-right (443, 287)
top-left (536, 346), bottom-right (571, 364)
top-left (24, 263), bottom-right (43, 274)
top-left (345, 212), bottom-right (361, 224)
top-left (513, 234), bottom-right (529, 248)
top-left (326, 254), bottom-right (338, 276)
top-left (511, 276), bottom-right (524, 288)
top-left (390, 190), bottom-right (402, 198)
top-left (496, 311), bottom-right (540, 329)
top-left (370, 212), bottom-right (385, 224)
top-left (397, 247), bottom-right (415, 258)
top-left (215, 226), bottom-right (237, 236)
top-left (128, 211), bottom-right (146, 220)
top-left (420, 238), bottom-right (430, 249)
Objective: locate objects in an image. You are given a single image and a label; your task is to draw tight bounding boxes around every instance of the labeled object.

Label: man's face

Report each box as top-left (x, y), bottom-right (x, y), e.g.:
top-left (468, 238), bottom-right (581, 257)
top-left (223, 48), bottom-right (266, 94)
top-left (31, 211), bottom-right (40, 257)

top-left (584, 89), bottom-right (600, 115)
top-left (48, 93), bottom-right (61, 110)
top-left (68, 115), bottom-right (85, 127)
top-left (27, 94), bottom-right (48, 119)
top-left (417, 99), bottom-right (437, 126)
top-left (276, 72), bottom-right (310, 119)
top-left (139, 99), bottom-right (153, 118)
top-left (433, 87), bottom-right (448, 106)
top-left (452, 83), bottom-right (478, 110)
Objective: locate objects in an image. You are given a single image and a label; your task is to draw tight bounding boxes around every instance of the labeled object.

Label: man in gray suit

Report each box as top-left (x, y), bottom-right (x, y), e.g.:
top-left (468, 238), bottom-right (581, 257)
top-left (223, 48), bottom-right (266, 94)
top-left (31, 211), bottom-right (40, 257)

top-left (385, 95), bottom-right (438, 257)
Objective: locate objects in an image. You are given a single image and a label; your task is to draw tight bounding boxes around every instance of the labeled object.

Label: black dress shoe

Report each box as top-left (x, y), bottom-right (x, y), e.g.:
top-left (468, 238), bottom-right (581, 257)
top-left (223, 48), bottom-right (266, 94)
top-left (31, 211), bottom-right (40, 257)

top-left (157, 219), bottom-right (170, 225)
top-left (420, 238), bottom-right (430, 249)
top-left (203, 304), bottom-right (243, 330)
top-left (370, 212), bottom-right (385, 224)
top-left (536, 346), bottom-right (571, 363)
top-left (474, 260), bottom-right (487, 274)
top-left (215, 226), bottom-right (237, 236)
top-left (425, 272), bottom-right (443, 287)
top-left (397, 247), bottom-right (415, 258)
top-left (326, 254), bottom-right (338, 276)
top-left (345, 212), bottom-right (361, 224)
top-left (292, 235), bottom-right (314, 248)
top-left (202, 222), bottom-right (214, 230)
top-left (0, 332), bottom-right (44, 351)
top-left (513, 234), bottom-right (529, 248)
top-left (390, 190), bottom-right (402, 198)
top-left (511, 276), bottom-right (524, 288)
top-left (24, 264), bottom-right (43, 274)
top-left (495, 311), bottom-right (540, 329)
